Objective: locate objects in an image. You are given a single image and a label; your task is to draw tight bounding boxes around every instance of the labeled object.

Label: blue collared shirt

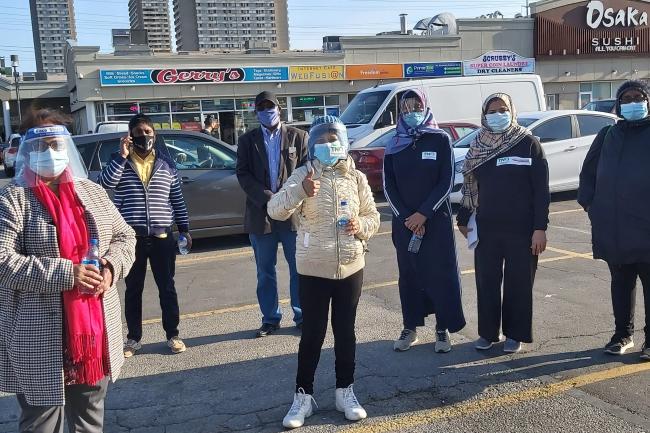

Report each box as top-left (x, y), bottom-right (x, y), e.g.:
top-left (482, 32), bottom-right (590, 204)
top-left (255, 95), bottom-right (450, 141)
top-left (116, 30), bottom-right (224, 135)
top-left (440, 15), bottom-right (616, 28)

top-left (262, 125), bottom-right (282, 192)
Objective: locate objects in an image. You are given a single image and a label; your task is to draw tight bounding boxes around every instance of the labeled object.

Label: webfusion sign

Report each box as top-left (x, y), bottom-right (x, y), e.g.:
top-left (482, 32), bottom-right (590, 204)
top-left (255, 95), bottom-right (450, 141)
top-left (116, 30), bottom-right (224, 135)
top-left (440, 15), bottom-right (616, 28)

top-left (463, 51), bottom-right (535, 76)
top-left (404, 62), bottom-right (463, 78)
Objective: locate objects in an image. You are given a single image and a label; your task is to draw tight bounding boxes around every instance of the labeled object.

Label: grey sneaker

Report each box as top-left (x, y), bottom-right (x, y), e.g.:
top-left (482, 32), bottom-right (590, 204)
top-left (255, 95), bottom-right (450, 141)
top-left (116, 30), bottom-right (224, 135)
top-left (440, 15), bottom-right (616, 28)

top-left (504, 338), bottom-right (522, 353)
top-left (641, 342), bottom-right (650, 361)
top-left (123, 339), bottom-right (142, 358)
top-left (474, 337), bottom-right (494, 350)
top-left (435, 330), bottom-right (452, 353)
top-left (394, 329), bottom-right (418, 352)
top-left (168, 336), bottom-right (187, 354)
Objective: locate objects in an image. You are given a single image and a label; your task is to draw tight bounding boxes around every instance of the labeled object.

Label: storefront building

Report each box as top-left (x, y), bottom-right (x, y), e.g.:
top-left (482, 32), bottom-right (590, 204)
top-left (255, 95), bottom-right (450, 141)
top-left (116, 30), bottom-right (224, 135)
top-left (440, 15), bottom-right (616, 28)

top-left (3, 1), bottom-right (636, 140)
top-left (533, 0), bottom-right (650, 109)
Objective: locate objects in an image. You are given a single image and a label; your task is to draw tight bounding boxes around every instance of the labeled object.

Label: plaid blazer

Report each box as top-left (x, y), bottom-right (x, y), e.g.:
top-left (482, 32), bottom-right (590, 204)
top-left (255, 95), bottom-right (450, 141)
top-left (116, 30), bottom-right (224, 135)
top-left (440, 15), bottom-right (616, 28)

top-left (0, 178), bottom-right (136, 406)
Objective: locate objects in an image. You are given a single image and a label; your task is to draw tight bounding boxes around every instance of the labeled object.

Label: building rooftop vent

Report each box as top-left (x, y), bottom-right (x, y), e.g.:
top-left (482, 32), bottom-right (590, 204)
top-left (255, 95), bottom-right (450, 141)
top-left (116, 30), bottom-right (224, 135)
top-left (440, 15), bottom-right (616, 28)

top-left (414, 13), bottom-right (458, 36)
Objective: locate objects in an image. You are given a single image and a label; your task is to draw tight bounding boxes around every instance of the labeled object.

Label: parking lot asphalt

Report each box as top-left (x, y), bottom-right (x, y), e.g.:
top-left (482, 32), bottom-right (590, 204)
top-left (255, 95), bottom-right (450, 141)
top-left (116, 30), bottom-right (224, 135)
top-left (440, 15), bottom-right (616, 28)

top-left (0, 170), bottom-right (648, 433)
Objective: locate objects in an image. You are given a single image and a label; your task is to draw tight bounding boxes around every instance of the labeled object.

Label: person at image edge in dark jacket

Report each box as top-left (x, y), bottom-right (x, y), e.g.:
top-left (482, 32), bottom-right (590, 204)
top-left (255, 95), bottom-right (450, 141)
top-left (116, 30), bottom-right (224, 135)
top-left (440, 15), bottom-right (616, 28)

top-left (236, 91), bottom-right (309, 337)
top-left (99, 113), bottom-right (190, 358)
top-left (578, 80), bottom-right (650, 360)
top-left (383, 89), bottom-right (466, 354)
top-left (457, 93), bottom-right (550, 354)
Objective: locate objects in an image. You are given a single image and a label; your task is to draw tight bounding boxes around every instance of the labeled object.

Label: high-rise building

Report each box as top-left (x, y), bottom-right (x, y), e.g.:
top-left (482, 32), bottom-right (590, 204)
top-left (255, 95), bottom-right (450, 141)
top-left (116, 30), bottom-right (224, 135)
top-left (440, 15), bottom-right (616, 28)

top-left (128, 0), bottom-right (172, 52)
top-left (173, 0), bottom-right (289, 52)
top-left (29, 0), bottom-right (77, 74)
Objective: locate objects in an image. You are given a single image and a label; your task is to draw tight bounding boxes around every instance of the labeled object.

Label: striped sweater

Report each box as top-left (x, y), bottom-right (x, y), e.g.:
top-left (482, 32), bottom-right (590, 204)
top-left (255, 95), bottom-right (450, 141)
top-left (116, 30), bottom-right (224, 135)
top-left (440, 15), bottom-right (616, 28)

top-left (98, 154), bottom-right (190, 236)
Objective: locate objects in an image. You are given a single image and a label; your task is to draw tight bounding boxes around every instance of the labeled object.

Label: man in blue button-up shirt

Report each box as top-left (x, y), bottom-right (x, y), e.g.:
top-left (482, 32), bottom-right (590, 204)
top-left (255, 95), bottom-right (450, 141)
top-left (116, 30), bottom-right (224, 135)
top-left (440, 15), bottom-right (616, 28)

top-left (236, 91), bottom-right (310, 338)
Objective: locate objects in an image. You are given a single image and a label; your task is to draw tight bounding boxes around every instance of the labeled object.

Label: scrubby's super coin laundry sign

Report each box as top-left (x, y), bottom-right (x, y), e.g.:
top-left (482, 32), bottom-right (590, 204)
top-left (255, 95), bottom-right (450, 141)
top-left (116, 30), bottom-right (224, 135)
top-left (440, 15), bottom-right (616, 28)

top-left (463, 51), bottom-right (535, 76)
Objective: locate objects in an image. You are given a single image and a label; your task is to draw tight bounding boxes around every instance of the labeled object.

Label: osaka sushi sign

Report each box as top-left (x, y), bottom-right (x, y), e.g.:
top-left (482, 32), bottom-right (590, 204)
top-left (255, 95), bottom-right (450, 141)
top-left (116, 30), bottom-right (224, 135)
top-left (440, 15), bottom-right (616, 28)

top-left (463, 51), bottom-right (536, 76)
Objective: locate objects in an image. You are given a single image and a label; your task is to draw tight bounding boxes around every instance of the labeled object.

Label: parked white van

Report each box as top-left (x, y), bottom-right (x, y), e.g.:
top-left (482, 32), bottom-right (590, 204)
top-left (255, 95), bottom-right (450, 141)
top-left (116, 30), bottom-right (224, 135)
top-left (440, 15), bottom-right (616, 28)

top-left (340, 74), bottom-right (546, 145)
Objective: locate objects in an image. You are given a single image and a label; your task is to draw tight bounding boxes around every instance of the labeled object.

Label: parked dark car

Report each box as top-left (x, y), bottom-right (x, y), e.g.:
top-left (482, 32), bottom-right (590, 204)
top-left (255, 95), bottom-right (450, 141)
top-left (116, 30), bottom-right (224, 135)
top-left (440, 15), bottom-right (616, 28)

top-left (73, 130), bottom-right (246, 239)
top-left (582, 99), bottom-right (616, 114)
top-left (349, 122), bottom-right (479, 192)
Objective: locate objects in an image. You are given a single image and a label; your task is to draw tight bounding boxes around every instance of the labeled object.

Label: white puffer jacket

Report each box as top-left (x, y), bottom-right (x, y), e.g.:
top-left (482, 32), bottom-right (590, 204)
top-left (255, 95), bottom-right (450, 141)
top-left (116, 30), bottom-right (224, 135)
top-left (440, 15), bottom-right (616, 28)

top-left (268, 157), bottom-right (380, 280)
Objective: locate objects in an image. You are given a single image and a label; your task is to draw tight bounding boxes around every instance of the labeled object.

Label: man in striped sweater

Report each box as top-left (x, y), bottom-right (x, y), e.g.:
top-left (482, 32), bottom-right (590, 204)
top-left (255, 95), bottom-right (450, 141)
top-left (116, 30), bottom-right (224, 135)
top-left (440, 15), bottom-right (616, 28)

top-left (99, 113), bottom-right (190, 357)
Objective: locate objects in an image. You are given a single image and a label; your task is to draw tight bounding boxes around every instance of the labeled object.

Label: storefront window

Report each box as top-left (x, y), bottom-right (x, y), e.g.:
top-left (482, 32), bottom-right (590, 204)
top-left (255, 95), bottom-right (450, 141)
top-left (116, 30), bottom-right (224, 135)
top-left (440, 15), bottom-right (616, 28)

top-left (171, 100), bottom-right (201, 112)
top-left (106, 102), bottom-right (139, 116)
top-left (140, 101), bottom-right (170, 114)
top-left (236, 98), bottom-right (257, 111)
top-left (325, 95), bottom-right (339, 106)
top-left (95, 102), bottom-right (105, 124)
top-left (291, 95), bottom-right (324, 108)
top-left (148, 114), bottom-right (173, 130)
top-left (291, 107), bottom-right (324, 123)
top-left (202, 98), bottom-right (235, 111)
top-left (171, 113), bottom-right (202, 131)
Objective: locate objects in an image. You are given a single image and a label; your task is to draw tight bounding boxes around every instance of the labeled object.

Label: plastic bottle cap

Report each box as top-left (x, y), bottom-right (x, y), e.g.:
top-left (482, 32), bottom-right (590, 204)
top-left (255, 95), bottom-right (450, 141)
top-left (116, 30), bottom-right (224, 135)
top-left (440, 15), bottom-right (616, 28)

top-left (90, 239), bottom-right (99, 245)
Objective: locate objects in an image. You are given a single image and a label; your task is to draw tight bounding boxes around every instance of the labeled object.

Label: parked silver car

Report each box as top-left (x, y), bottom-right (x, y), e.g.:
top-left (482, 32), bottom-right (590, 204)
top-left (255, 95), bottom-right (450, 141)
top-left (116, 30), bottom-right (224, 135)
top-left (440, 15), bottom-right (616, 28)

top-left (73, 130), bottom-right (246, 239)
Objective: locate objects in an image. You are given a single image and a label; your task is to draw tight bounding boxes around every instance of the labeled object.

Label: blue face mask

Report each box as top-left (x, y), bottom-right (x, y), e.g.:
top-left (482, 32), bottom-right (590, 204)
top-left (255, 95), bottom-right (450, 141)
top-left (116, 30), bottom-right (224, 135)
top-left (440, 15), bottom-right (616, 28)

top-left (257, 108), bottom-right (280, 128)
top-left (485, 112), bottom-right (512, 133)
top-left (620, 102), bottom-right (649, 121)
top-left (403, 112), bottom-right (425, 128)
top-left (314, 141), bottom-right (346, 166)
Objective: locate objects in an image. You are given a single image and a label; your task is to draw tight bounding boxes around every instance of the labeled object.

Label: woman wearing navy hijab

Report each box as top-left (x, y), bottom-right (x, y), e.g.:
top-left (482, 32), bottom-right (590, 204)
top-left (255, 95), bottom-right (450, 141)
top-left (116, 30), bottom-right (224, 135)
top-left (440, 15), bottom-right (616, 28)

top-left (383, 89), bottom-right (465, 353)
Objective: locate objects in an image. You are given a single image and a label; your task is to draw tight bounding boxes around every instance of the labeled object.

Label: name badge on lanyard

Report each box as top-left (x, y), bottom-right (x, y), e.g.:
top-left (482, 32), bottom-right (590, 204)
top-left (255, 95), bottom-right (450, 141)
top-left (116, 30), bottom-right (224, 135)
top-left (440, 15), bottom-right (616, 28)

top-left (496, 156), bottom-right (532, 166)
top-left (422, 151), bottom-right (437, 160)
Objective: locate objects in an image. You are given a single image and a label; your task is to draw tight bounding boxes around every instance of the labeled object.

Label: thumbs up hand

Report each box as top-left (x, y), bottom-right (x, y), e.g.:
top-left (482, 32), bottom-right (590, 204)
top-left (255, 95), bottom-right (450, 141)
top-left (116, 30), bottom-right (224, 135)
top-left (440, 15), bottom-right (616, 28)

top-left (302, 168), bottom-right (320, 197)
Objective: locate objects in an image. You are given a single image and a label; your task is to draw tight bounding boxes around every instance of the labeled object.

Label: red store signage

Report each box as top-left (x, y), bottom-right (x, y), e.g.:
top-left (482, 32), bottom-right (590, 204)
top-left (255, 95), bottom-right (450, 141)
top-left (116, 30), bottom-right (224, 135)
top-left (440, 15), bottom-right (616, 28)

top-left (151, 68), bottom-right (245, 84)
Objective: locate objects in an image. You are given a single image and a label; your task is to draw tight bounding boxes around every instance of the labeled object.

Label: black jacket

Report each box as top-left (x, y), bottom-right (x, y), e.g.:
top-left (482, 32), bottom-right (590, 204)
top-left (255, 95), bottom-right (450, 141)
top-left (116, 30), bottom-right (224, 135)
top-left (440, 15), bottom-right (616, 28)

top-left (457, 135), bottom-right (550, 235)
top-left (578, 120), bottom-right (650, 265)
top-left (236, 124), bottom-right (309, 235)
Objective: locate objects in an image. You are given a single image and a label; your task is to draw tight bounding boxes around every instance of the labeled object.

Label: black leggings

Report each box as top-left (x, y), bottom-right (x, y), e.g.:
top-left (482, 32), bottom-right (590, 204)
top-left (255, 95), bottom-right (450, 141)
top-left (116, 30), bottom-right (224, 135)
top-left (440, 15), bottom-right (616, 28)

top-left (295, 270), bottom-right (363, 395)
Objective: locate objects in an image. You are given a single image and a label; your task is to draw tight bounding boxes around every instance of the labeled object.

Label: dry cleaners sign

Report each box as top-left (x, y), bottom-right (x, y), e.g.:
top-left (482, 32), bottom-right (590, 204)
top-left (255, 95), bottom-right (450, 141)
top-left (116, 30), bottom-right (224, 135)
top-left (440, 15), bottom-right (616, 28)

top-left (463, 51), bottom-right (535, 76)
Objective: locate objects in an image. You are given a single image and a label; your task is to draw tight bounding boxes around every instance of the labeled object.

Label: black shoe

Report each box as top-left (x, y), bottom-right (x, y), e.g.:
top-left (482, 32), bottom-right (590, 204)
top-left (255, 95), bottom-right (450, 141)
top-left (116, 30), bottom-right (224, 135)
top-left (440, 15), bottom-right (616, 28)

top-left (640, 342), bottom-right (650, 361)
top-left (605, 334), bottom-right (634, 355)
top-left (256, 323), bottom-right (280, 338)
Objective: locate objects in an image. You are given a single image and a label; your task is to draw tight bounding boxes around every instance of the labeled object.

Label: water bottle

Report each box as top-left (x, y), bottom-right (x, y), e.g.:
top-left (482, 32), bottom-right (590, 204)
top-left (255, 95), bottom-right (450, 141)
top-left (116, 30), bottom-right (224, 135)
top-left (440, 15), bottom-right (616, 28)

top-left (177, 234), bottom-right (190, 255)
top-left (337, 200), bottom-right (350, 229)
top-left (408, 233), bottom-right (423, 254)
top-left (80, 239), bottom-right (101, 295)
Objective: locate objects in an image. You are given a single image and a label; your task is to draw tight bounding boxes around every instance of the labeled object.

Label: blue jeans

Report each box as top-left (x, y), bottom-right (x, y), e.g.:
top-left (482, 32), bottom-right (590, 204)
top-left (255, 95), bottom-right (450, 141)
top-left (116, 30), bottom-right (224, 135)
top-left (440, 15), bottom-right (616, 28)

top-left (249, 229), bottom-right (301, 325)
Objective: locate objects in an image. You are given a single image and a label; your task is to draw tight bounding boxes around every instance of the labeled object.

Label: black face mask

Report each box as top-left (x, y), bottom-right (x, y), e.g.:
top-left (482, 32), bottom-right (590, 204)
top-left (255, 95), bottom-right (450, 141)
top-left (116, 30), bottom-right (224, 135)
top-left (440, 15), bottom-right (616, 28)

top-left (133, 135), bottom-right (154, 152)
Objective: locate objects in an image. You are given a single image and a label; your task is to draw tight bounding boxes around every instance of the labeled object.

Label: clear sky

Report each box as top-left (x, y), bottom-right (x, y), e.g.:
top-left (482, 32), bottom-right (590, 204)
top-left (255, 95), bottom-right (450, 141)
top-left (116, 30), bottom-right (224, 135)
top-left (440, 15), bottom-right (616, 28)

top-left (0, 0), bottom-right (528, 73)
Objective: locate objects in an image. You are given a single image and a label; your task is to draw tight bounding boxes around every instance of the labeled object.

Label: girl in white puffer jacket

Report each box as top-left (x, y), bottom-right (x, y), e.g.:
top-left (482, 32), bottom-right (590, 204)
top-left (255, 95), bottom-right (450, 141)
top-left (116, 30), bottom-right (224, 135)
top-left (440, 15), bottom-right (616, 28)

top-left (268, 116), bottom-right (380, 429)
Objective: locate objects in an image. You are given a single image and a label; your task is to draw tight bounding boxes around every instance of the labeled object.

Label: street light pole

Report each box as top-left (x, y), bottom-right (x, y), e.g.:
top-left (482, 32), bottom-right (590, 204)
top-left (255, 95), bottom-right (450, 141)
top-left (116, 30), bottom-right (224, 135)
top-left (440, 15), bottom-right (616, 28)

top-left (10, 54), bottom-right (21, 125)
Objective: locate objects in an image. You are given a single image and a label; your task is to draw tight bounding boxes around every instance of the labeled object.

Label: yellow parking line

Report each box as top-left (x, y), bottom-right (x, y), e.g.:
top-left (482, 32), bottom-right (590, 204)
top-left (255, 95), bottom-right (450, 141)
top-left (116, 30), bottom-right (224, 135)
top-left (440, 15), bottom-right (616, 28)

top-left (176, 209), bottom-right (586, 266)
top-left (338, 362), bottom-right (650, 433)
top-left (143, 247), bottom-right (590, 325)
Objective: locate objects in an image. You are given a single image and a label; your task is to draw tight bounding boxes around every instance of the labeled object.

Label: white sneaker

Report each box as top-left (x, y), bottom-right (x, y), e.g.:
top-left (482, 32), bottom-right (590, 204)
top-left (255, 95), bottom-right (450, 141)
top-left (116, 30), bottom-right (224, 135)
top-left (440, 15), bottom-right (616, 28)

top-left (335, 384), bottom-right (367, 421)
top-left (434, 330), bottom-right (452, 353)
top-left (394, 329), bottom-right (418, 352)
top-left (282, 389), bottom-right (316, 429)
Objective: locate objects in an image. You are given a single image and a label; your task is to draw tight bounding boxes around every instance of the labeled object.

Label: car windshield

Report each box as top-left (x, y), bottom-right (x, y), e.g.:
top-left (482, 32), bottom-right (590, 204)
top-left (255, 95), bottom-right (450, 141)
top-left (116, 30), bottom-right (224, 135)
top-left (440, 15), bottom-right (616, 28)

top-left (453, 129), bottom-right (479, 149)
top-left (340, 90), bottom-right (391, 125)
top-left (517, 117), bottom-right (537, 127)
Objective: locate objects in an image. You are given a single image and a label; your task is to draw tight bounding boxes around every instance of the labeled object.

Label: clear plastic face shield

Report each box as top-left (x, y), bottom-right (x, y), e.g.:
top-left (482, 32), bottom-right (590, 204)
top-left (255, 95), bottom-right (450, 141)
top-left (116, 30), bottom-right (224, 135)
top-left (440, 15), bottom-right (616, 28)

top-left (15, 125), bottom-right (88, 187)
top-left (308, 122), bottom-right (350, 166)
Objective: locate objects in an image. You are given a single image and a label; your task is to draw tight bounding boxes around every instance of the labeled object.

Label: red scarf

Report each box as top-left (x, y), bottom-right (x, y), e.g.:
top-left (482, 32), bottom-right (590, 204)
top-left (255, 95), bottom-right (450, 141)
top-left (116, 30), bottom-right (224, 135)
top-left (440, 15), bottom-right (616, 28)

top-left (31, 169), bottom-right (107, 385)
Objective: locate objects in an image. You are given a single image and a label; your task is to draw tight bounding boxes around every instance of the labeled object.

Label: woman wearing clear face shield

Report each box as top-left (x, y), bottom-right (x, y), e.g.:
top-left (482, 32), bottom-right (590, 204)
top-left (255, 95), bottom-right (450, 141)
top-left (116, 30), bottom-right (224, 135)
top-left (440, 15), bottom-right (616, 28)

top-left (0, 109), bottom-right (136, 433)
top-left (98, 113), bottom-right (191, 358)
top-left (268, 115), bottom-right (380, 429)
top-left (383, 89), bottom-right (466, 354)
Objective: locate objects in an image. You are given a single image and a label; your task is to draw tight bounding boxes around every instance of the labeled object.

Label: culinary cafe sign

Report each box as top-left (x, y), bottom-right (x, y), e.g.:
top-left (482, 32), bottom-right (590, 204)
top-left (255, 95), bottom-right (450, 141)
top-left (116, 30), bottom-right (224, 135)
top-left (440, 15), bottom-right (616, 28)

top-left (463, 51), bottom-right (535, 76)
